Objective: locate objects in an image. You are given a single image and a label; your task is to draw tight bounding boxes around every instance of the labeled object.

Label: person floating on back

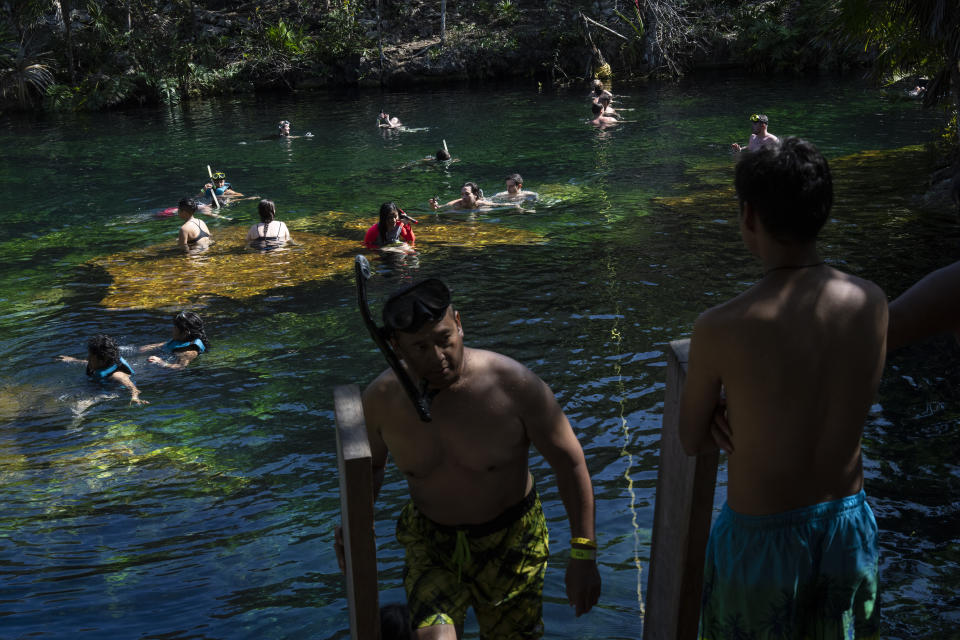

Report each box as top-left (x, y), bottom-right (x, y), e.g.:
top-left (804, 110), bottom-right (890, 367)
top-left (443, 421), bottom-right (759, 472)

top-left (679, 137), bottom-right (886, 638)
top-left (364, 202), bottom-right (416, 249)
top-left (141, 311), bottom-right (210, 370)
top-left (58, 334), bottom-right (148, 405)
top-left (247, 199), bottom-right (292, 249)
top-left (731, 113), bottom-right (778, 152)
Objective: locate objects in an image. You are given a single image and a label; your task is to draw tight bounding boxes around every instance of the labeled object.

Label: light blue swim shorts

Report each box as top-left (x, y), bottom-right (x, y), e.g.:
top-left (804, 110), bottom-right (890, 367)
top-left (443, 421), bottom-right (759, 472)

top-left (700, 490), bottom-right (879, 640)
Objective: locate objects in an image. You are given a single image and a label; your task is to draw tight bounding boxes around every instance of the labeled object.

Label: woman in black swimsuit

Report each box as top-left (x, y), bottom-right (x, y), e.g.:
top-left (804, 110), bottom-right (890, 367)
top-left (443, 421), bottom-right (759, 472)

top-left (176, 197), bottom-right (212, 249)
top-left (246, 199), bottom-right (292, 248)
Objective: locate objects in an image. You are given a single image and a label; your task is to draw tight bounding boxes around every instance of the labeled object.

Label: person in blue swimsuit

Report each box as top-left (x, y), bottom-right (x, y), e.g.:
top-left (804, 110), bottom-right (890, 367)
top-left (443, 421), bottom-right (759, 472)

top-left (176, 198), bottom-right (212, 250)
top-left (141, 311), bottom-right (210, 370)
top-left (58, 334), bottom-right (148, 405)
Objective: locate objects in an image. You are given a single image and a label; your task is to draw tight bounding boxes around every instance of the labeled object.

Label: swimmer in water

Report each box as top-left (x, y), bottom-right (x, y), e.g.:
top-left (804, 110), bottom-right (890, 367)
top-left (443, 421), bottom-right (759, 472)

top-left (400, 148), bottom-right (458, 170)
top-left (58, 334), bottom-right (148, 405)
top-left (247, 199), bottom-right (292, 248)
top-left (589, 102), bottom-right (618, 128)
top-left (597, 93), bottom-right (617, 117)
top-left (176, 198), bottom-right (212, 250)
top-left (429, 182), bottom-right (496, 210)
top-left (201, 171), bottom-right (243, 201)
top-left (364, 202), bottom-right (416, 248)
top-left (732, 113), bottom-right (779, 153)
top-left (141, 311), bottom-right (210, 370)
top-left (378, 112), bottom-right (402, 129)
top-left (492, 173), bottom-right (538, 202)
top-left (274, 119), bottom-right (313, 139)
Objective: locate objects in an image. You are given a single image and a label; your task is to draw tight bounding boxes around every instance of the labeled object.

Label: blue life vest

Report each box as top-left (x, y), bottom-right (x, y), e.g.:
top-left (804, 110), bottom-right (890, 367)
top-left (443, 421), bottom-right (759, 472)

top-left (165, 338), bottom-right (206, 354)
top-left (87, 356), bottom-right (134, 381)
top-left (208, 182), bottom-right (231, 197)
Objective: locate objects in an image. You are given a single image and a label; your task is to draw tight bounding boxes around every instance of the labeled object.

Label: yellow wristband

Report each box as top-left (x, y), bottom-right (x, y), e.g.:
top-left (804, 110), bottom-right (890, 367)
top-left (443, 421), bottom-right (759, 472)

top-left (570, 537), bottom-right (597, 549)
top-left (570, 547), bottom-right (596, 561)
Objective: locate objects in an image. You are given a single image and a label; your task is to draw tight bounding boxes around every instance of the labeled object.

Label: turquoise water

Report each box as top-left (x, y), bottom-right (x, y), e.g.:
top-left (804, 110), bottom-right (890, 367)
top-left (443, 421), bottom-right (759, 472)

top-left (0, 75), bottom-right (957, 638)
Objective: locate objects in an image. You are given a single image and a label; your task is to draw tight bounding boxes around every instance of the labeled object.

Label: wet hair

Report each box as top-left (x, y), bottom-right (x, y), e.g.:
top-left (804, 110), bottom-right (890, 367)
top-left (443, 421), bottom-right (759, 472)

top-left (173, 311), bottom-right (210, 350)
top-left (591, 102), bottom-right (603, 116)
top-left (258, 199), bottom-right (276, 223)
top-left (380, 604), bottom-right (411, 640)
top-left (87, 334), bottom-right (119, 365)
top-left (506, 173), bottom-right (523, 187)
top-left (735, 137), bottom-right (833, 245)
top-left (591, 79), bottom-right (604, 95)
top-left (378, 202), bottom-right (399, 246)
top-left (436, 148), bottom-right (451, 161)
top-left (462, 182), bottom-right (482, 198)
top-left (178, 197), bottom-right (198, 214)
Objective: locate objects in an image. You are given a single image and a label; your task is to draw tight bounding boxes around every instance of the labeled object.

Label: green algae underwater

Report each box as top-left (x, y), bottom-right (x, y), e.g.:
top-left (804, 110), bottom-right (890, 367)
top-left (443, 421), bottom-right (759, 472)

top-left (0, 78), bottom-right (956, 639)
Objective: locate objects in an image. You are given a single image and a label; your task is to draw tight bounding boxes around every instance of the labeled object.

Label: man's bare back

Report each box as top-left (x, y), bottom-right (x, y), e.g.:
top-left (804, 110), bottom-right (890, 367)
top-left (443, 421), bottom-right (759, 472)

top-left (680, 136), bottom-right (885, 636)
top-left (680, 136), bottom-right (888, 515)
top-left (363, 347), bottom-right (543, 524)
top-left (685, 265), bottom-right (887, 514)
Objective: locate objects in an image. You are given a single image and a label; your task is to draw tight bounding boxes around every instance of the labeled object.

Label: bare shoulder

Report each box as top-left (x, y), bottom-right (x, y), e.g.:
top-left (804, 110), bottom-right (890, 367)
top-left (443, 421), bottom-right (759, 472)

top-left (825, 269), bottom-right (888, 313)
top-left (363, 367), bottom-right (402, 404)
top-left (467, 347), bottom-right (536, 384)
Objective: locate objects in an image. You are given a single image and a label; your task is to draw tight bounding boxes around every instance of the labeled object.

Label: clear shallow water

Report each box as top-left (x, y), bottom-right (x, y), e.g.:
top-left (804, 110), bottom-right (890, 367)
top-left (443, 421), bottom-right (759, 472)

top-left (0, 75), bottom-right (957, 638)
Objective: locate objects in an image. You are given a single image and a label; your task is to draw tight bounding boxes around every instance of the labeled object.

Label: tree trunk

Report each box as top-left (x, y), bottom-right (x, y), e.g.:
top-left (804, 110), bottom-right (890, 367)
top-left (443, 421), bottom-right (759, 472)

top-left (63, 0), bottom-right (76, 86)
top-left (953, 58), bottom-right (960, 162)
top-left (377, 0), bottom-right (384, 84)
top-left (440, 0), bottom-right (447, 46)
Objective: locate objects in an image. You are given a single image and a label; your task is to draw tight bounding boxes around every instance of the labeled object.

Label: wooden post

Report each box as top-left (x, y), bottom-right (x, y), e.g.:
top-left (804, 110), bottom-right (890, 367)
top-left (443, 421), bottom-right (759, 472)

top-left (643, 339), bottom-right (719, 640)
top-left (335, 384), bottom-right (380, 640)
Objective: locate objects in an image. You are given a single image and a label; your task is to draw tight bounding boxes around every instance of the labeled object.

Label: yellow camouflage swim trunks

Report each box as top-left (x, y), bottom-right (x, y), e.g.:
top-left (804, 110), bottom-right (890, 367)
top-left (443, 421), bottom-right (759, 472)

top-left (395, 487), bottom-right (549, 639)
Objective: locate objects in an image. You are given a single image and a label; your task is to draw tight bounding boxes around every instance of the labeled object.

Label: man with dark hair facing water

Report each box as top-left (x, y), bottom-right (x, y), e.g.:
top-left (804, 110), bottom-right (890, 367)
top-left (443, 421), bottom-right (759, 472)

top-left (337, 279), bottom-right (601, 638)
top-left (679, 138), bottom-right (886, 638)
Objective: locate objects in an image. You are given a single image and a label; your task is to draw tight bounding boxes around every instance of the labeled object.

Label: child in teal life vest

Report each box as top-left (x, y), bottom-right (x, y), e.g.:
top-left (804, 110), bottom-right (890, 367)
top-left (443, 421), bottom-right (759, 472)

top-left (141, 311), bottom-right (210, 370)
top-left (58, 334), bottom-right (148, 405)
top-left (201, 171), bottom-right (243, 202)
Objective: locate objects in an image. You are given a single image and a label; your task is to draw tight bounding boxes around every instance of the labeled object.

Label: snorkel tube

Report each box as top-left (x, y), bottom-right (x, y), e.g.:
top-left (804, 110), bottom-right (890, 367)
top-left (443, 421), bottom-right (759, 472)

top-left (206, 165), bottom-right (221, 209)
top-left (354, 254), bottom-right (432, 422)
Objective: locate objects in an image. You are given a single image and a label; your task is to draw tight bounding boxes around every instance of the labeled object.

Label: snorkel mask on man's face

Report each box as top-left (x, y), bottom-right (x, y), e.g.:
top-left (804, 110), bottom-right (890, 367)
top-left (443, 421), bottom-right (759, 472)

top-left (382, 279), bottom-right (451, 337)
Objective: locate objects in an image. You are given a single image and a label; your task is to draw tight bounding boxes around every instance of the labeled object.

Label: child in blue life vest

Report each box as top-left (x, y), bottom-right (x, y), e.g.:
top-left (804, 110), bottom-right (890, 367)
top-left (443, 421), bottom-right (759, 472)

top-left (141, 311), bottom-right (210, 370)
top-left (58, 334), bottom-right (148, 405)
top-left (201, 171), bottom-right (243, 201)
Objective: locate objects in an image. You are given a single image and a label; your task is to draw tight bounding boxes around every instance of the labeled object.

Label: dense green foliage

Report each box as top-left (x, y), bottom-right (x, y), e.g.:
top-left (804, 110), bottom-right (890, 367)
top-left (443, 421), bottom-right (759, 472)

top-left (0, 0), bottom-right (957, 121)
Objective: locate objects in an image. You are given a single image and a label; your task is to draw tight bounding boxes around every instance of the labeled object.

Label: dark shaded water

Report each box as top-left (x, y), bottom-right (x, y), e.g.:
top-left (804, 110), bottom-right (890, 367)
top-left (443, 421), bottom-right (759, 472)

top-left (0, 75), bottom-right (957, 638)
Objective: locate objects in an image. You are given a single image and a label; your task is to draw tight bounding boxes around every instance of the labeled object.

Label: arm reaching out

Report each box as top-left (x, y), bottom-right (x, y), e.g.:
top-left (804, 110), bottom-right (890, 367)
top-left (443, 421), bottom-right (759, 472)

top-left (148, 350), bottom-right (198, 370)
top-left (111, 371), bottom-right (148, 405)
top-left (888, 260), bottom-right (960, 350)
